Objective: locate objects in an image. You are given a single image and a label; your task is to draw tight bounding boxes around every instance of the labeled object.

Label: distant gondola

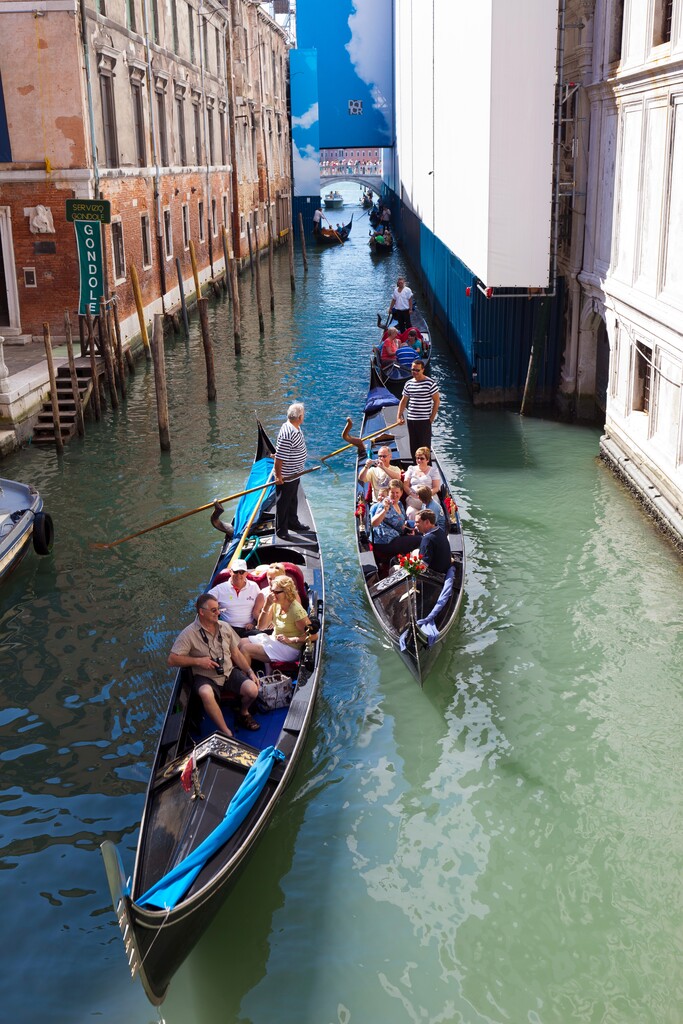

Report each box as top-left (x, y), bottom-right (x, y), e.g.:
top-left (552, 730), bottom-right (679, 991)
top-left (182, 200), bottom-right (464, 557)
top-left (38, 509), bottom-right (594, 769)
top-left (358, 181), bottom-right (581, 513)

top-left (361, 192), bottom-right (374, 209)
top-left (351, 369), bottom-right (465, 685)
top-left (315, 215), bottom-right (353, 245)
top-left (101, 422), bottom-right (324, 1005)
top-left (369, 229), bottom-right (393, 254)
top-left (371, 306), bottom-right (433, 396)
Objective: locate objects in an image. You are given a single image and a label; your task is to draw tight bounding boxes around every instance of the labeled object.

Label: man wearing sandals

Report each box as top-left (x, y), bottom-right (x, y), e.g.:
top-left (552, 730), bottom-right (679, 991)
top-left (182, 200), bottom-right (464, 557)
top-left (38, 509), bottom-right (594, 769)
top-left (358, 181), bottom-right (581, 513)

top-left (168, 593), bottom-right (261, 735)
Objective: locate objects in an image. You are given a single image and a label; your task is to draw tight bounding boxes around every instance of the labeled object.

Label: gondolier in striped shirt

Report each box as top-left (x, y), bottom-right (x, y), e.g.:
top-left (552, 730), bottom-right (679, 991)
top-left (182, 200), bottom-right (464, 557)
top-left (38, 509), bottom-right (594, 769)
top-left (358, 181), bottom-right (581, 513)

top-left (397, 360), bottom-right (441, 461)
top-left (274, 402), bottom-right (308, 540)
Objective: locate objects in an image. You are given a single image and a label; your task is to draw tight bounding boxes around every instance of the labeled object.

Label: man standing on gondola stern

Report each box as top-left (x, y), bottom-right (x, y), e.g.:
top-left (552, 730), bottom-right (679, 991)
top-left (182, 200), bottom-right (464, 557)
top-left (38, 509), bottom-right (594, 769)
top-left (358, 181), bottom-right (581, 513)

top-left (274, 403), bottom-right (308, 540)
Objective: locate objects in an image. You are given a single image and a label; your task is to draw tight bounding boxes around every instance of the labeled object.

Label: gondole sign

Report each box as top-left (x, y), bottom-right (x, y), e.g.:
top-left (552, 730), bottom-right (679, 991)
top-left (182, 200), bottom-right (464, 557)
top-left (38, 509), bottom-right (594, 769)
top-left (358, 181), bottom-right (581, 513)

top-left (66, 200), bottom-right (110, 316)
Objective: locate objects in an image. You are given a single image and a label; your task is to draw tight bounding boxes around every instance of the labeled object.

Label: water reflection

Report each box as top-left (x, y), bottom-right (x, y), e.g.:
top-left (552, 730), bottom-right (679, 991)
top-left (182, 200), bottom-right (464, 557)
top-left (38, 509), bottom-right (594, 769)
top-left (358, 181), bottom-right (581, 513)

top-left (1, 182), bottom-right (682, 1023)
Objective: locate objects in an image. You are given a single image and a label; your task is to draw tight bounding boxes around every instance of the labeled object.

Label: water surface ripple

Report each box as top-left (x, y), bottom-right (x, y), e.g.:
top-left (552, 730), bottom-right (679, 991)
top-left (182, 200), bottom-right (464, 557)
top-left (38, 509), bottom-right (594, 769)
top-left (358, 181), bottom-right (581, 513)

top-left (1, 182), bottom-right (681, 1023)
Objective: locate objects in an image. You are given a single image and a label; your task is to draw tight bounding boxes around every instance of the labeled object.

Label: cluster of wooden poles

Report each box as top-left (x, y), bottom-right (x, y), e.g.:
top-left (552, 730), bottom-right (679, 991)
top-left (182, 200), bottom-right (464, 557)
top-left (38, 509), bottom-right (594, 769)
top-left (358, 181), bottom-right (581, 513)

top-left (41, 214), bottom-right (310, 455)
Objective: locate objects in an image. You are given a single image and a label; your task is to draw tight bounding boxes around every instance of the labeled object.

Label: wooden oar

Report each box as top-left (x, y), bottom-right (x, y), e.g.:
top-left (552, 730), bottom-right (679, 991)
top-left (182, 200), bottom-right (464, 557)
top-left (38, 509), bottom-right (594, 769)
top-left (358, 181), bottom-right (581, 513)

top-left (92, 423), bottom-right (394, 551)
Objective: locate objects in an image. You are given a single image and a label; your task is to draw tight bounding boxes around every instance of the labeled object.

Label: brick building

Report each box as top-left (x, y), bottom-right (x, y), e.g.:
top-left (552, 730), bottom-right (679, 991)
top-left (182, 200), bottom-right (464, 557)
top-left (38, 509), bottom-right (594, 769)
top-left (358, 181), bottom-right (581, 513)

top-left (0, 0), bottom-right (291, 346)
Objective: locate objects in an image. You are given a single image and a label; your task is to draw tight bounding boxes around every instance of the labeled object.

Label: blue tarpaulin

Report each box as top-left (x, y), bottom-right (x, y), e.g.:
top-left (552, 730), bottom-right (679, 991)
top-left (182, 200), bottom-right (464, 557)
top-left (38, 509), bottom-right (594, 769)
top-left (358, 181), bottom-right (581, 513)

top-left (365, 386), bottom-right (399, 417)
top-left (218, 457), bottom-right (275, 572)
top-left (137, 746), bottom-right (286, 910)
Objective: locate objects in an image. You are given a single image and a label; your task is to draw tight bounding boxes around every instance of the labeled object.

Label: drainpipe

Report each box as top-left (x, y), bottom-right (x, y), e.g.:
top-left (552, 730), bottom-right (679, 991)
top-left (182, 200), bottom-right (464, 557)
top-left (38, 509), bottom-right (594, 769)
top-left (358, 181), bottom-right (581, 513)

top-left (198, 6), bottom-right (214, 275)
top-left (225, 3), bottom-right (241, 262)
top-left (78, 0), bottom-right (100, 201)
top-left (141, 0), bottom-right (166, 308)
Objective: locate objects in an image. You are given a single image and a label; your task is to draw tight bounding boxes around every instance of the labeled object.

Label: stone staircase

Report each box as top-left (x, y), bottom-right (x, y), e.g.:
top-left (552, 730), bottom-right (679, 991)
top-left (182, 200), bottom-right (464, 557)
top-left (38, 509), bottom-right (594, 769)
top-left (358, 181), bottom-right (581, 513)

top-left (32, 364), bottom-right (95, 445)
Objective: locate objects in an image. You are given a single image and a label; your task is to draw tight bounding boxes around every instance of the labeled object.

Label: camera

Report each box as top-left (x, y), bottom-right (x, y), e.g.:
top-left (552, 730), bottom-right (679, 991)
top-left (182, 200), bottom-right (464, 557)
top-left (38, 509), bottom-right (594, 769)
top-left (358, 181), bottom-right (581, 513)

top-left (213, 656), bottom-right (224, 674)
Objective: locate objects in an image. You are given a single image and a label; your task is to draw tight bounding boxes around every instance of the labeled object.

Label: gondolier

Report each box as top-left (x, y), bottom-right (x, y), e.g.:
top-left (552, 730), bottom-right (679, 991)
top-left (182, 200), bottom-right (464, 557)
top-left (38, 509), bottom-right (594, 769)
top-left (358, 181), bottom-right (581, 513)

top-left (388, 276), bottom-right (413, 333)
top-left (397, 360), bottom-right (440, 461)
top-left (274, 403), bottom-right (308, 539)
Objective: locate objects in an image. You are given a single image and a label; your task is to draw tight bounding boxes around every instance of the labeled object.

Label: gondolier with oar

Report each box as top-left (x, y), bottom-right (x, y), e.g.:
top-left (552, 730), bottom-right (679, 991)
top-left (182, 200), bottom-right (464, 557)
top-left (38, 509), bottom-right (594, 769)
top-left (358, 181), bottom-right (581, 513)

top-left (274, 402), bottom-right (309, 540)
top-left (397, 359), bottom-right (441, 461)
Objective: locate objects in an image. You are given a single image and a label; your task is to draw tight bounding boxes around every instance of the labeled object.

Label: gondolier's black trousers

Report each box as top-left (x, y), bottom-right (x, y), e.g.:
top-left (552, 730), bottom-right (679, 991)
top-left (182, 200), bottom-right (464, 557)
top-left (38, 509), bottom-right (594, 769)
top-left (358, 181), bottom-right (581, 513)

top-left (407, 419), bottom-right (432, 462)
top-left (393, 309), bottom-right (412, 333)
top-left (276, 479), bottom-right (300, 534)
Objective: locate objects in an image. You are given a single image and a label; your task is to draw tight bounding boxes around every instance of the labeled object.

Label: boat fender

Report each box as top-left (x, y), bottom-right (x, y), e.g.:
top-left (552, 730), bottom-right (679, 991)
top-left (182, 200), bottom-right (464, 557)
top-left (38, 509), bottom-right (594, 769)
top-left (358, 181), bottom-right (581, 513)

top-left (32, 511), bottom-right (54, 556)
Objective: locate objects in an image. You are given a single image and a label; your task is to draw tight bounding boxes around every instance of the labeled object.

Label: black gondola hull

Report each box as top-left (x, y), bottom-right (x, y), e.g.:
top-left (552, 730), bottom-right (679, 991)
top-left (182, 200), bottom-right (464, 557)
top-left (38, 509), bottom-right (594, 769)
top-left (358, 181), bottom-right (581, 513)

top-left (102, 423), bottom-right (325, 1004)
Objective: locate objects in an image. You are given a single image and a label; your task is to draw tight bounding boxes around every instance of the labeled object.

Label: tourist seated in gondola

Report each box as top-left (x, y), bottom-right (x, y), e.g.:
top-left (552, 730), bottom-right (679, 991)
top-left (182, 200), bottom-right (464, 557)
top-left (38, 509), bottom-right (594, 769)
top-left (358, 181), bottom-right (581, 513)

top-left (414, 509), bottom-right (452, 575)
top-left (402, 328), bottom-right (427, 359)
top-left (359, 446), bottom-right (402, 501)
top-left (379, 327), bottom-right (400, 365)
top-left (395, 340), bottom-right (418, 367)
top-left (238, 575), bottom-right (310, 668)
top-left (404, 447), bottom-right (442, 510)
top-left (416, 485), bottom-right (446, 531)
top-left (168, 593), bottom-right (260, 736)
top-left (370, 482), bottom-right (417, 560)
top-left (207, 558), bottom-right (265, 637)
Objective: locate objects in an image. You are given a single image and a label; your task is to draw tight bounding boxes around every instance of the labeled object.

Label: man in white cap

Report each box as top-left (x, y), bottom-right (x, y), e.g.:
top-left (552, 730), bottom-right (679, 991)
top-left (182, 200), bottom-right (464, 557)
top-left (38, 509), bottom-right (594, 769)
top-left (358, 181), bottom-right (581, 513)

top-left (207, 559), bottom-right (265, 637)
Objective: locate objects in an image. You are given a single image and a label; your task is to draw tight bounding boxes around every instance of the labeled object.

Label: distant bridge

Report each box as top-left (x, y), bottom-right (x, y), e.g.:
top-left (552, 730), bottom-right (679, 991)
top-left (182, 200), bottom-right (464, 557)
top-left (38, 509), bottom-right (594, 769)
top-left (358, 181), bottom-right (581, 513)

top-left (320, 173), bottom-right (383, 194)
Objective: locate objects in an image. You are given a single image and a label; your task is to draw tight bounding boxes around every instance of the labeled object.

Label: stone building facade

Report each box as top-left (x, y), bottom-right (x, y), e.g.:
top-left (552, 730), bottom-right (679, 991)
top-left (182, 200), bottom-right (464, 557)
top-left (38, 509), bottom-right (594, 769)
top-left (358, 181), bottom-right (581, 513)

top-left (560, 0), bottom-right (683, 543)
top-left (0, 0), bottom-right (291, 347)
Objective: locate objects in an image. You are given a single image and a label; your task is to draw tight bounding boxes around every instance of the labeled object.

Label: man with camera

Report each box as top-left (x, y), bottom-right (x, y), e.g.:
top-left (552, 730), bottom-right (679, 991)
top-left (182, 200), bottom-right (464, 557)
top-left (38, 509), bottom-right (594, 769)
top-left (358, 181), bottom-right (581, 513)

top-left (168, 593), bottom-right (261, 735)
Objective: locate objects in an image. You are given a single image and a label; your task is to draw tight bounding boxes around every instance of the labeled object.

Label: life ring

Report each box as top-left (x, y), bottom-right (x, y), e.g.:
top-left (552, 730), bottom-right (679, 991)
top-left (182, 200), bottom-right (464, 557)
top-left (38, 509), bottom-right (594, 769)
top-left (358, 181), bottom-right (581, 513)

top-left (32, 511), bottom-right (54, 556)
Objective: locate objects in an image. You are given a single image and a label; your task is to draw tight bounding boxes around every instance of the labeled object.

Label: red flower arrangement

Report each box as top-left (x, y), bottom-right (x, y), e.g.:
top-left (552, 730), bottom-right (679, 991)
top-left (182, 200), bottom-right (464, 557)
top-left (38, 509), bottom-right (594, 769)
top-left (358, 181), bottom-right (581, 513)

top-left (355, 498), bottom-right (367, 519)
top-left (443, 495), bottom-right (458, 523)
top-left (398, 552), bottom-right (426, 577)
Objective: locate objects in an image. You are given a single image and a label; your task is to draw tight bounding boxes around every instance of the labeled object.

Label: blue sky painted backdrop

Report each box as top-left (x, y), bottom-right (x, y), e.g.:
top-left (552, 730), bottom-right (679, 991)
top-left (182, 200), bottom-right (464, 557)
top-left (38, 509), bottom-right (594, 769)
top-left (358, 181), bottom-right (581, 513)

top-left (297, 0), bottom-right (394, 149)
top-left (290, 48), bottom-right (320, 197)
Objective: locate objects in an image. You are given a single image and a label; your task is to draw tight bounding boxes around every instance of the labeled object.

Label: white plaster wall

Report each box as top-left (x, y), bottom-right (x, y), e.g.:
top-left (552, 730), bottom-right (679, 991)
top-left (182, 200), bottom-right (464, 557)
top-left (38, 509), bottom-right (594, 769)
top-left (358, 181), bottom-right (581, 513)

top-left (394, 0), bottom-right (557, 287)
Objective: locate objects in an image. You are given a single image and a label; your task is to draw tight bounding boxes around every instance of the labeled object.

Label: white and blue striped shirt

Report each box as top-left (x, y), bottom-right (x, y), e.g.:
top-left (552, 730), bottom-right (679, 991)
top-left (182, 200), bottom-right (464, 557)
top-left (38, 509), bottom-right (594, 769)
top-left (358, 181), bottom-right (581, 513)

top-left (275, 420), bottom-right (307, 477)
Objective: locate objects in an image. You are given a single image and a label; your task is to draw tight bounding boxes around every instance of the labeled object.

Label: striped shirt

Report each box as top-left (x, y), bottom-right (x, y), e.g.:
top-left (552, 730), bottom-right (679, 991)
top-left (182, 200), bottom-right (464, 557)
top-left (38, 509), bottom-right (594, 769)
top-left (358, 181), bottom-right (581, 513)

top-left (275, 420), bottom-right (307, 477)
top-left (402, 377), bottom-right (439, 420)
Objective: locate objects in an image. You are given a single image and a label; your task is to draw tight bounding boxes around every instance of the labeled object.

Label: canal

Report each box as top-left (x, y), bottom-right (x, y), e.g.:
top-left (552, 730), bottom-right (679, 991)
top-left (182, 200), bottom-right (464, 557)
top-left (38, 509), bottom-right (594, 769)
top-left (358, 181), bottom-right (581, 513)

top-left (1, 180), bottom-right (682, 1023)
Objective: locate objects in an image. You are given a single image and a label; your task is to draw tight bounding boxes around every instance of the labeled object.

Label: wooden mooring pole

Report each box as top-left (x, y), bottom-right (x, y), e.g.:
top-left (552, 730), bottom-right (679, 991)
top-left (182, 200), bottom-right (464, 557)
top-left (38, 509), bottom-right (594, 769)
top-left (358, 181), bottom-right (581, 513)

top-left (246, 221), bottom-right (254, 277)
top-left (99, 299), bottom-right (119, 410)
top-left (85, 311), bottom-right (101, 420)
top-left (64, 311), bottom-right (85, 438)
top-left (175, 256), bottom-right (190, 337)
top-left (298, 213), bottom-right (308, 272)
top-left (43, 323), bottom-right (63, 454)
top-left (222, 228), bottom-right (233, 303)
top-left (151, 314), bottom-right (171, 451)
top-left (230, 257), bottom-right (241, 356)
top-left (198, 297), bottom-right (217, 402)
top-left (130, 264), bottom-right (151, 360)
top-left (109, 304), bottom-right (126, 400)
top-left (189, 240), bottom-right (201, 303)
top-left (267, 212), bottom-right (275, 312)
top-left (287, 219), bottom-right (296, 292)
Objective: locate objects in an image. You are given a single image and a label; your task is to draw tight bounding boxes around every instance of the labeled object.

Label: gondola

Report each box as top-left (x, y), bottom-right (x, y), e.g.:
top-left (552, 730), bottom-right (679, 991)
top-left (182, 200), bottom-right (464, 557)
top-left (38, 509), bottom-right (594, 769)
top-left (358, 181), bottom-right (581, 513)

top-left (101, 422), bottom-right (324, 1005)
top-left (361, 192), bottom-right (374, 210)
top-left (369, 204), bottom-right (381, 227)
top-left (0, 477), bottom-right (53, 582)
top-left (351, 369), bottom-right (465, 685)
top-left (369, 229), bottom-right (393, 254)
top-left (371, 306), bottom-right (433, 396)
top-left (315, 215), bottom-right (353, 245)
top-left (323, 190), bottom-right (344, 209)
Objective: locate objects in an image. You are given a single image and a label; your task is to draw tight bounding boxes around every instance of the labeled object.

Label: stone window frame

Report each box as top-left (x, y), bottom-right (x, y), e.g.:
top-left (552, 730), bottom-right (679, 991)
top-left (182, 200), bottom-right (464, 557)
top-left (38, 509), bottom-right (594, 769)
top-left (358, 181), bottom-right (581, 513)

top-left (174, 80), bottom-right (188, 167)
top-left (96, 48), bottom-right (119, 170)
top-left (154, 72), bottom-right (170, 168)
top-left (110, 217), bottom-right (126, 284)
top-left (198, 199), bottom-right (205, 243)
top-left (182, 202), bottom-right (190, 250)
top-left (140, 212), bottom-right (152, 269)
top-left (163, 206), bottom-right (173, 260)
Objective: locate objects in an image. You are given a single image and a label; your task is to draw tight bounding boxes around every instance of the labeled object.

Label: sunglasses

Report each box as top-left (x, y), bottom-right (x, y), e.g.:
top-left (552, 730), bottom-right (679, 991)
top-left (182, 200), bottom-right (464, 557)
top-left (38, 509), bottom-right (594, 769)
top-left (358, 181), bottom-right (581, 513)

top-left (232, 569), bottom-right (247, 574)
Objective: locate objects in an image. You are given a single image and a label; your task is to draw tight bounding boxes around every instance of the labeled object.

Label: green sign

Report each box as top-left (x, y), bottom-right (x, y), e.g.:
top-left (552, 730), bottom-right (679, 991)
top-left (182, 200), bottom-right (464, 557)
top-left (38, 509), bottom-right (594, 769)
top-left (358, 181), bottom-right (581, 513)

top-left (66, 198), bottom-right (111, 224)
top-left (74, 220), bottom-right (104, 315)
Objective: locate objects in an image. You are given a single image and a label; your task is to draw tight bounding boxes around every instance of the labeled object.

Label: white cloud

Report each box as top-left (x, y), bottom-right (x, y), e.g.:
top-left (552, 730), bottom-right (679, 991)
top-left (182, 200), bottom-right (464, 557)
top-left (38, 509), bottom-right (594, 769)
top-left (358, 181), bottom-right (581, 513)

top-left (293, 142), bottom-right (321, 196)
top-left (292, 102), bottom-right (319, 131)
top-left (345, 0), bottom-right (392, 129)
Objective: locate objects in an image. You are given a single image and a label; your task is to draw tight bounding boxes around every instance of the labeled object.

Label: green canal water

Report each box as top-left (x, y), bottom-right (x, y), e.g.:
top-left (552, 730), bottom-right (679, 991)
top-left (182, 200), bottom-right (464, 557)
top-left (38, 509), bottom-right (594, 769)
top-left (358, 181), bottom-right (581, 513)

top-left (1, 182), bottom-right (681, 1023)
